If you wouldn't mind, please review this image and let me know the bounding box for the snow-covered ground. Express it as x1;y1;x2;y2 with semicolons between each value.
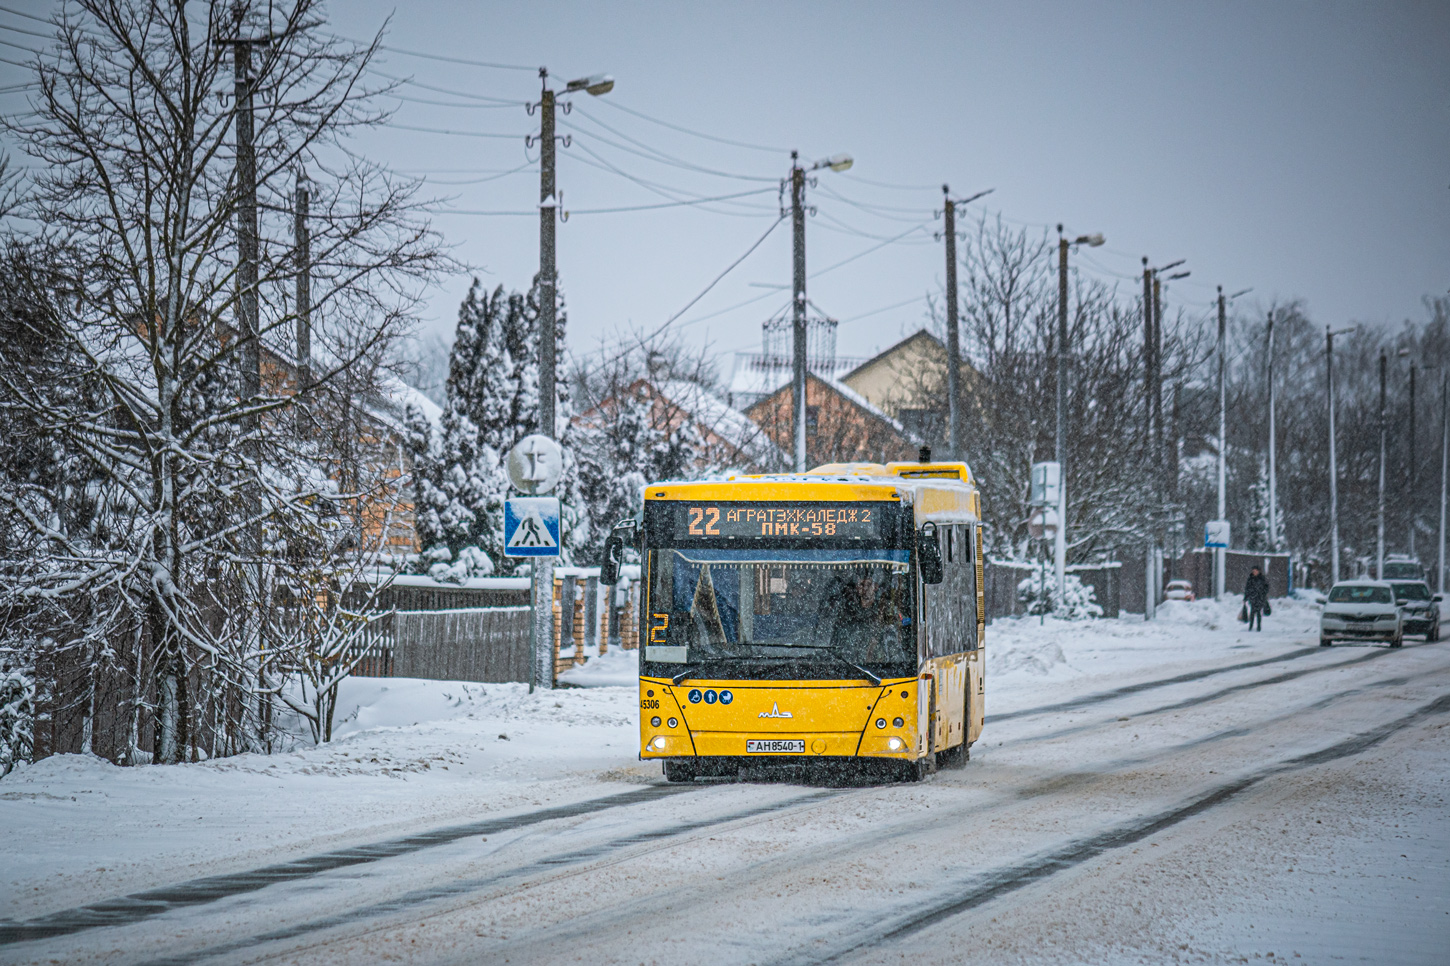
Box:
2;596;1447;965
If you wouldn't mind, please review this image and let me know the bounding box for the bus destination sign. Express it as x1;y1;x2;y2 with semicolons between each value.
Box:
673;502;884;540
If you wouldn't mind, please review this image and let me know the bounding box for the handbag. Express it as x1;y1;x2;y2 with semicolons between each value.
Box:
1238;602;1248;622
1263;600;1272;617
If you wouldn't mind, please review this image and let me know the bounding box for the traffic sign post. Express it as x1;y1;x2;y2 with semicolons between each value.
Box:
505;435;566;692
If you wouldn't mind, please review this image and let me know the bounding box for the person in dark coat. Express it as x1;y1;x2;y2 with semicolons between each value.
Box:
1243;566;1270;631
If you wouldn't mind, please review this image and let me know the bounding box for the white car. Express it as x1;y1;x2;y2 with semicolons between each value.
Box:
1319;579;1403;648
1164;579;1195;602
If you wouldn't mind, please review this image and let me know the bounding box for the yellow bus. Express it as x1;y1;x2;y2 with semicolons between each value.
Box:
601;459;986;782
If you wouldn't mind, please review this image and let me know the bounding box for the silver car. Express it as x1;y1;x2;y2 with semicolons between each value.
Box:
1319;580;1403;648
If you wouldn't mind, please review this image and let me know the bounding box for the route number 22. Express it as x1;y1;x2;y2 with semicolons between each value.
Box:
688;506;720;536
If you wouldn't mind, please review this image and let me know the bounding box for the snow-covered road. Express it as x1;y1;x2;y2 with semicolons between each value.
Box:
3;598;1447;965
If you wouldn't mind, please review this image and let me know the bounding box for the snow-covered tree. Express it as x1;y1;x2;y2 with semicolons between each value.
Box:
410;277;571;576
1016;568;1103;620
0;1;450;764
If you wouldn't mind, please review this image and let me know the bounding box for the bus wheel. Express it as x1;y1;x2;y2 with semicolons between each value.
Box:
898;759;929;783
937;741;968;769
663;761;696;783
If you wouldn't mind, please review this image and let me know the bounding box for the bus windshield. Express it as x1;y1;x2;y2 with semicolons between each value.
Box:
645;548;915;670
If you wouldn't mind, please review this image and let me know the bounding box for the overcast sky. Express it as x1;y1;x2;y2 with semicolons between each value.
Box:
5;2;1449;367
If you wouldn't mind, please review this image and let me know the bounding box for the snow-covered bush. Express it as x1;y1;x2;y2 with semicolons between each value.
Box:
0;667;34;777
1016;568;1104;620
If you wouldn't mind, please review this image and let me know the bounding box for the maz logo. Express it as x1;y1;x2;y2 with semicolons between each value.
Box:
758;703;793;719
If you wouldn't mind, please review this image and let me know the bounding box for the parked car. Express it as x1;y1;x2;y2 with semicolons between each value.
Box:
1163;579;1195;602
1382;555;1426;581
1389;580;1442;642
1318;580;1402;648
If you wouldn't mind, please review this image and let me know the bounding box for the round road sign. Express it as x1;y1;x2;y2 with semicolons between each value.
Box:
506;434;564;494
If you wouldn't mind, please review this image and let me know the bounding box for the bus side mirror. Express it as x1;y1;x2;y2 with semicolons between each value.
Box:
917;523;944;585
600;520;636;586
1435;594;1444;602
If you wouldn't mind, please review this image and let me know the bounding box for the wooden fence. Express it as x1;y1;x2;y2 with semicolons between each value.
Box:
355;606;532;684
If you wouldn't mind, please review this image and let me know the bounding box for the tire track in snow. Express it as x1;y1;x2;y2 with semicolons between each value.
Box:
396;666;1434;966
782;690;1450;966
990;644;1373;723
1001;645;1397;746
128;789;841;966
0;784;697;946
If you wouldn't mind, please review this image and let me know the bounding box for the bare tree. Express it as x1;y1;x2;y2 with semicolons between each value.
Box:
0;1;451;764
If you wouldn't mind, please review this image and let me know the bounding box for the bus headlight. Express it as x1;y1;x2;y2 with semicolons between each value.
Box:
650;716;661;727
876;718;886;729
650;736;668;751
667;717;678;728
886;736;906;752
893;717;904;728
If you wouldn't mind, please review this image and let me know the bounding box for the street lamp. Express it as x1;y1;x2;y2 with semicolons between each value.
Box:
1326;324;1358;584
1053;226;1106;604
1211;287;1251;600
525;67;613;692
1141;257;1188;617
787;150;852;472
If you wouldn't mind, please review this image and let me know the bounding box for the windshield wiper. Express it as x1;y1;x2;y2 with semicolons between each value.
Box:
822;655;882;685
672;667;699;685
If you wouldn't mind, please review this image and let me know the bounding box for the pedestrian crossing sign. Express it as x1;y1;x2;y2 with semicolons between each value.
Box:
504;497;561;557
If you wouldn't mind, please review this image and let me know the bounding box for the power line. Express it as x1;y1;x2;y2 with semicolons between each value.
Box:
559;120;777;183
439;186;776;217
383;122;522;139
0;5;50;25
387;92;521;110
810;223;929;279
595;97;786;154
0;19;53;41
590;216;787;369
837;294;929;324
838;172;941;191
567;138;777;218
333;35;535;72
370;69;524;105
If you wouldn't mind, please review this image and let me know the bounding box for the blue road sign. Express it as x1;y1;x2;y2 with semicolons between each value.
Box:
504;497;561;557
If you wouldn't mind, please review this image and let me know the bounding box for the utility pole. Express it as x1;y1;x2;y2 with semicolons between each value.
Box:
790;152;808;472
1267;311;1277;553
1215;287;1227;600
1440;372;1448;594
1056;226;1070;604
944;186;960;462
1142;257;1156;619
294;175;311;391
1326;325;1356;584
537;72;558;443
1408;359;1417;558
1377;349;1387;578
1152;275;1164;486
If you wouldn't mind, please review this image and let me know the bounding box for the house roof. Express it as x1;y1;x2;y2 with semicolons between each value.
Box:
840;328;945;385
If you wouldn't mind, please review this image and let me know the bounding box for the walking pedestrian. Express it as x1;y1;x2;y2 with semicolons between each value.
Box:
1243;566;1270;631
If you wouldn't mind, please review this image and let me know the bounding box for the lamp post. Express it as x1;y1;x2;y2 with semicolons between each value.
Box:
526;69;612;693
1326;325;1357;584
1377;349;1388;578
1440;370;1448;594
787;151;853;472
529;70;613;443
1213;287;1252;600
1141;258;1187;616
1053;225;1105;604
1267;310;1278;553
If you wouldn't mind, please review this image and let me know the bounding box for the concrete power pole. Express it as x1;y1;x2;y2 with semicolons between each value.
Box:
1440;372;1448;594
944;187;960;461
1142;258;1156;619
1267;311;1278;553
537;73;558;442
219;6;270;745
1409;362;1417;558
1215;287;1227;601
1328;327;1342;584
1056;226;1070;605
294;176;311;391
790;153;808;473
1377;350;1387;578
